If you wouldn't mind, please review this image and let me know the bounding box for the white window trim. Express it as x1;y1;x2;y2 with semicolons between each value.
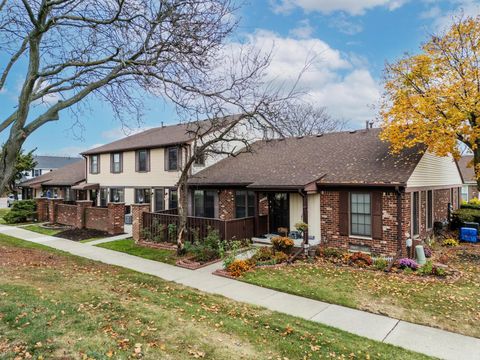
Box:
349;192;373;238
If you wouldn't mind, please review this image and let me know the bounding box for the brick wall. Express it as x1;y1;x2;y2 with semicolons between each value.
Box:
468;185;479;200
132;204;151;242
36;198;48;222
433;188;451;221
85;207;109;232
56;204;77;227
218;190;235;220
259;194;269;216
108;203;125;235
320;190;410;256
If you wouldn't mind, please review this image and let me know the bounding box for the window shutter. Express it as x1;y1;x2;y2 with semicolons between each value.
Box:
146;149;151;172
110;154;113;173
372;191;383;240
164;148;168;171
135;151;139;172
339;191;349;236
119;153;123;173
178;147;182;170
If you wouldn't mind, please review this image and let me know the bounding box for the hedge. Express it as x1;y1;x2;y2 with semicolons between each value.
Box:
451;208;480;230
3;199;37;224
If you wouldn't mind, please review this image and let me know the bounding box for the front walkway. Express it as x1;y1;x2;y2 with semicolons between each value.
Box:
1;224;478;360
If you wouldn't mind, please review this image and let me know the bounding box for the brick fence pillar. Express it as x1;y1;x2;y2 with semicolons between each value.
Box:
35;198;48;222
76;200;93;229
132;204;150;242
47;198;63;224
107;202;125;235
218;189;235;220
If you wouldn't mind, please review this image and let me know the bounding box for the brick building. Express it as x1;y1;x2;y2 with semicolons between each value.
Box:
457;155;479;202
187;128;463;256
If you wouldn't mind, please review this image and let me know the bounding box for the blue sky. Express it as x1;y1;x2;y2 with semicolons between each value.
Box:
1;0;479;156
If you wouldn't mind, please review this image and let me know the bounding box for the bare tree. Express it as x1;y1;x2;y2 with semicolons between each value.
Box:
0;0;243;192
275;102;345;137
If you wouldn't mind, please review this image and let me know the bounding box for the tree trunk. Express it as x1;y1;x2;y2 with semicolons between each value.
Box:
0;129;26;195
475;144;480;192
176;176;188;256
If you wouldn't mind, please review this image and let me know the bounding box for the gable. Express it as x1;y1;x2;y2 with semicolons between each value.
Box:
406;152;462;188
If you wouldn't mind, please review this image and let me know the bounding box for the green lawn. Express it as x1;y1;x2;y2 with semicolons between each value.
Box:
0;234;431;360
22;224;62;236
242;246;480;338
96;238;178;265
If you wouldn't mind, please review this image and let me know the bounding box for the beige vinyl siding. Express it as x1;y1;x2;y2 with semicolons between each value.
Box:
308;193;321;241
406;152;462;188
289;193;303;227
87;148;180;187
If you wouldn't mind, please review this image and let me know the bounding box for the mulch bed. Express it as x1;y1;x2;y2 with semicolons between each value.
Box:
55;228;117;241
137;240;177;251
176;256;222;270
212;268;238;279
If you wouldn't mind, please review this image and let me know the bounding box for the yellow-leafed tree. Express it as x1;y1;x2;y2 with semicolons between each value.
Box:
380;16;480;189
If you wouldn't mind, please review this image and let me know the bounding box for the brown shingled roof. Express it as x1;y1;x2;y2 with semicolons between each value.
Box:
81;116;237;155
457;155;475;183
20;160;85;187
189;128;424;188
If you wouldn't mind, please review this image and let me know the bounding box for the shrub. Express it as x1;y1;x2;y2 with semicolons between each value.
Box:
451;208;480;229
274;251;289;264
227;259;251;277
221;240;242;269
435;267;447;277
348;252;373;267
442;238;459;247
373;258;389;271
185;228;222;262
319;247;344;259
418;260;434;276
271;236;294;253
397;258;419;271
252;247;275;262
4;200;37;224
423;246;433;258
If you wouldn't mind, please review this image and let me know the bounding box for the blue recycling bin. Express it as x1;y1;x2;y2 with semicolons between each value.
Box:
460;227;478;243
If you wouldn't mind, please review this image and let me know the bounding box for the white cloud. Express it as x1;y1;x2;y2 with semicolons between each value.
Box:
50;143;104;157
270;0;409;16
230;30;381;126
289;19;315;38
329;14;364;35
424;0;480;31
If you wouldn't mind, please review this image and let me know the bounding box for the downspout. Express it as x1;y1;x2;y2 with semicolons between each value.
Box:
396;186;404;257
298;189;309;247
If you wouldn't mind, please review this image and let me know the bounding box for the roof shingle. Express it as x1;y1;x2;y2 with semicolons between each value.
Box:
20;160;85;187
189;129;424;188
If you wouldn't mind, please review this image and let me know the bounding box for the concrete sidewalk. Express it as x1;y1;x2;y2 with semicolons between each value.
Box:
1;224;479;360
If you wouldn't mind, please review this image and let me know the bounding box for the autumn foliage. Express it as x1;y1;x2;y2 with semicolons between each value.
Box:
381;16;480;185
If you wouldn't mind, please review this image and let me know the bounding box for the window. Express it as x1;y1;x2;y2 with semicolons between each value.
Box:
235;191;255;218
169;189;178;209
135;188;151;204
110;188;124;203
136;149;150;172
461;185;469;202
99;188;108;207
33;169;42;177
154;188;165;212
111;152;122;173
427;190;433;229
65;188;76;202
412;191;420;236
90;155;100;174
166;147;179;171
193;190;216;218
350;193;372;237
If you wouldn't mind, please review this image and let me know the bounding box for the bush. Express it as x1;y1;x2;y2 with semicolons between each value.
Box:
252;247;275;262
461;198;480;210
3;200;37;224
185;228;223;262
442;238;459;247
294;221;308;232
423;246;433;258
227;259;251;277
397;258;419;271
221;240;242;269
373;258;389;271
451;208;480;229
271;236;294;253
348;252;373;267
273;251;289;264
418;260;434;276
319;247;344;259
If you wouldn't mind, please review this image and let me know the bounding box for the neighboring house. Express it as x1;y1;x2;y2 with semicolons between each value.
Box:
23;155;82;180
19;160;86;201
81;117;246;212
187;128;463;256
457;155;479;202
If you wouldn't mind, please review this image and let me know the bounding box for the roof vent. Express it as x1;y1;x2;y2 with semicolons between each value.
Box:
349;130;357;134
316;133;323;137
296;136;304;139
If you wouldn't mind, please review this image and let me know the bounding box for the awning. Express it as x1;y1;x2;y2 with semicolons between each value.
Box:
71;182;99;190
